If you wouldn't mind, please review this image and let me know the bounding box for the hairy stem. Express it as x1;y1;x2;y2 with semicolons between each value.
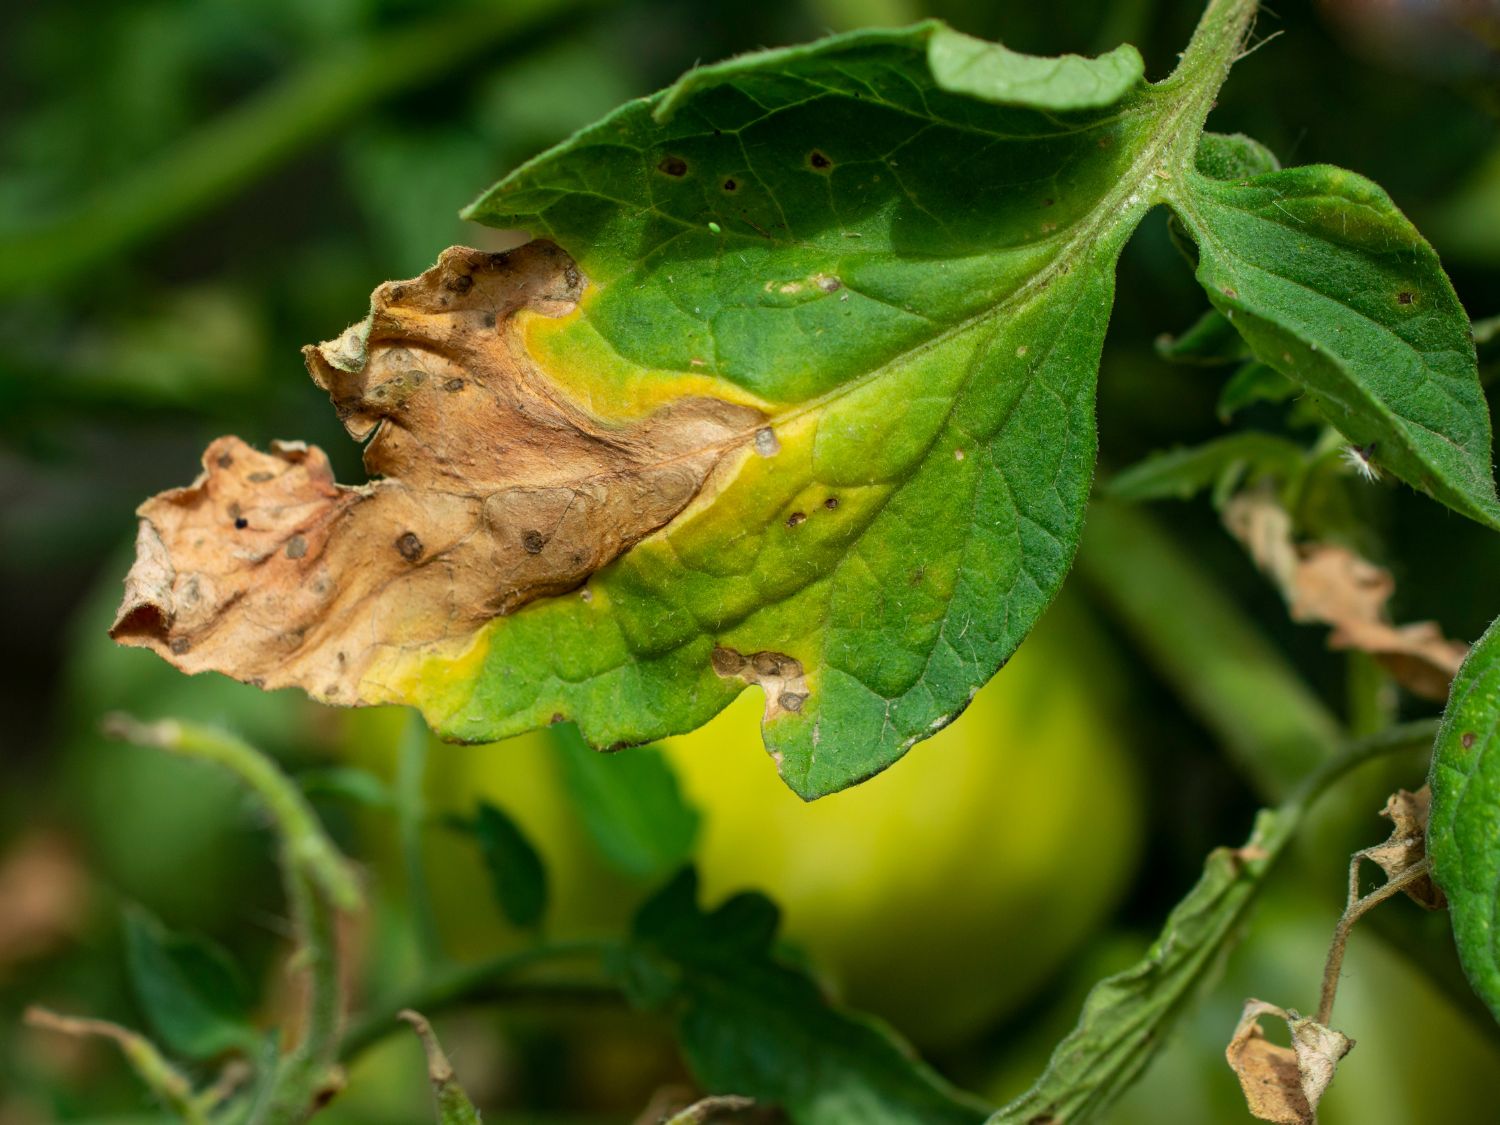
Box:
102;716;361;1123
396;711;444;967
1317;858;1433;1026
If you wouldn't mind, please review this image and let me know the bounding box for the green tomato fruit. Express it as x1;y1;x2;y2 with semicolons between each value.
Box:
658;596;1143;1048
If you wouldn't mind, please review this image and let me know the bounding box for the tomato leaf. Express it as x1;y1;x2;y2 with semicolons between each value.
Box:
1171;164;1500;530
554;725;701;880
122;905;257;1060
1428;614;1500;1023
611;869;989;1125
991;808;1296;1123
468;801;548;929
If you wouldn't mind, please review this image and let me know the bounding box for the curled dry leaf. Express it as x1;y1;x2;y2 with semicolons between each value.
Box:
1357;785;1444;910
1223;489;1467;699
110;243;764;706
1226;999;1353;1125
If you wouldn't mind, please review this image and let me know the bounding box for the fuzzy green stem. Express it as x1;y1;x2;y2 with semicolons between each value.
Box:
396;712;444;967
0;0;592;297
102;716;361;1123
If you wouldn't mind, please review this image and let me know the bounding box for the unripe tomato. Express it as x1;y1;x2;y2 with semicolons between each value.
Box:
352;593;1142;1051
658;595;1143;1047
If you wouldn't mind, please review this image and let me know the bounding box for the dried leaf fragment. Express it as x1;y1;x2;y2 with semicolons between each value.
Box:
110;243;764;707
1224;489;1468;699
1357;786;1444;910
1226;999;1353;1125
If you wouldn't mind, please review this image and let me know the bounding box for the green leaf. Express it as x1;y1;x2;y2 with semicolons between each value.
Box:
123;905;256;1060
471;801;548;928
1106;432;1305;503
1171;164;1500;530
613;869;990;1125
990;808;1296;1123
922;26;1144;110
296;765;395;810
554;725;701;880
1155;308;1250;366
1216;361;1297;421
1428;614;1500;1023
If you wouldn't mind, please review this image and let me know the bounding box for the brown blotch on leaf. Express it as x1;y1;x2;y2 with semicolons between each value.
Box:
657;155;688;177
1462;731;1477;749
396;532;423;562
110;243;766;705
785;511;806;529
823;496;839;510
722;178;738;192
1225;488;1468;700
808;150;833;172
713;646;809;721
522;529;546;555
1397;291;1414;305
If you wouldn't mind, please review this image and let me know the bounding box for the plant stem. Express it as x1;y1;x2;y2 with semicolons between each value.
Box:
339;939;619;1063
102;716;361;1123
396;711;444;967
1077;500;1343;798
0;0;592;297
1316;858;1432;1026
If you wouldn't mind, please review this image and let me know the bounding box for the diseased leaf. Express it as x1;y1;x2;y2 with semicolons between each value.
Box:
470;801;548;928
1224;489;1468;700
554;725;700;880
1428;615;1500;1023
1172;164;1500;529
991;808;1295;1124
613;869;989;1125
123;905;256;1060
1106;432;1305;503
1226;1000;1353;1125
109;6;1495;799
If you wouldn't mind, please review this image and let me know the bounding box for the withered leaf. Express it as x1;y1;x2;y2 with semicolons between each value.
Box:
112;244;761;705
1224;489;1468;700
1226;999;1353;1125
1357;786;1444;910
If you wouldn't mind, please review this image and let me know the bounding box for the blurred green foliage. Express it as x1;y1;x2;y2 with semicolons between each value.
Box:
1;0;1498;1121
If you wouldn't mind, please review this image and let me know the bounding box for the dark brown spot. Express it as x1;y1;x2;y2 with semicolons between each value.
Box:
446;273;474;294
786;511;806;528
711;646;747;675
481;311;497;328
824;496;839;510
551;712;565;724
808;149;832;171
779;691;807;713
522;529;546;554
723;178;738;192
1462;731;1477;749
396;532;423;561
1222;286;1238;298
753;651;790;676
216;452;233;469
390;284;407;301
1397;290;1414;305
285;535;308;559
169;636;192;655
657;155;688;177
234;517;249;530
247;471;274;483
911;567;925;585
324;685;340;697
1043;197;1055;207
444;378;465;392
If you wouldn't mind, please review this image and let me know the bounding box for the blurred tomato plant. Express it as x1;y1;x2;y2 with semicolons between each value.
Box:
3;0;1500;1123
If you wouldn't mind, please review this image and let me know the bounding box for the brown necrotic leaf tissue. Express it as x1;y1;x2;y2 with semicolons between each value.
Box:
111;243;763;704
